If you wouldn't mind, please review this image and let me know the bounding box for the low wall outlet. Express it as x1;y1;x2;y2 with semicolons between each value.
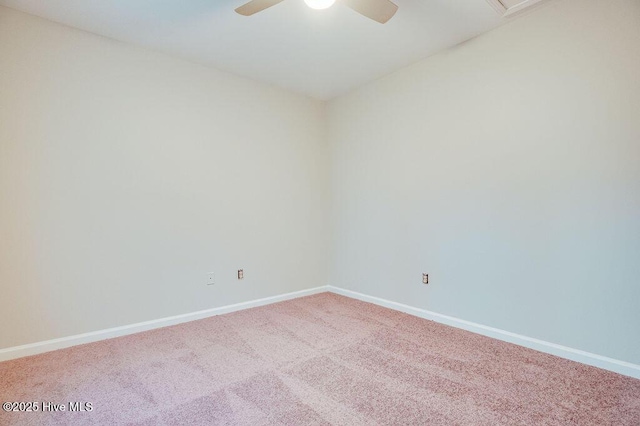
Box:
422;273;429;285
238;269;244;280
207;272;215;286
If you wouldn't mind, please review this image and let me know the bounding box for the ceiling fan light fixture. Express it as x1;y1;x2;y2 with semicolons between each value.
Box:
304;0;336;10
235;0;398;23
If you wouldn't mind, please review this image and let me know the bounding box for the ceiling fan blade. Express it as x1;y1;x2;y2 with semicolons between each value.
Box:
342;0;398;23
235;0;286;16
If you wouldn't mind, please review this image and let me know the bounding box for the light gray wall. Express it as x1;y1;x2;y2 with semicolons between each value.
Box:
327;0;640;364
0;6;330;349
2;0;639;366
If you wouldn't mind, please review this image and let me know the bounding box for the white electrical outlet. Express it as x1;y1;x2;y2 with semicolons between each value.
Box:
207;272;215;285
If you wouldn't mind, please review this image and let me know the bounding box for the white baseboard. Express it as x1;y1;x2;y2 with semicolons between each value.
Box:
0;286;329;362
327;286;640;380
3;284;639;380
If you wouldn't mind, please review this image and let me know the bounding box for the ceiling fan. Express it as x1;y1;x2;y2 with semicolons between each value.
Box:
235;0;399;24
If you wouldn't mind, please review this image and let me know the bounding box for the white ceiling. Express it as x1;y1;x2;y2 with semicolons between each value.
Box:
0;0;506;99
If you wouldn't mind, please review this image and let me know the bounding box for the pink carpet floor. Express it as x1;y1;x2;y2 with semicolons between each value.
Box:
1;292;639;425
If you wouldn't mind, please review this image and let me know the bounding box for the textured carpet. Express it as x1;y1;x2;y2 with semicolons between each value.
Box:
1;293;639;425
